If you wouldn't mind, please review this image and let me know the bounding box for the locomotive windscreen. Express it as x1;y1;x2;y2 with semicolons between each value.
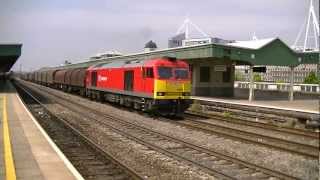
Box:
175;69;189;79
158;67;172;79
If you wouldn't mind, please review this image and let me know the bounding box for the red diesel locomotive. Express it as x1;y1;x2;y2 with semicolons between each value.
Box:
23;57;193;116
85;57;192;115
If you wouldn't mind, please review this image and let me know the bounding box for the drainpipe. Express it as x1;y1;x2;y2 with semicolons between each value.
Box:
289;66;294;101
249;65;254;101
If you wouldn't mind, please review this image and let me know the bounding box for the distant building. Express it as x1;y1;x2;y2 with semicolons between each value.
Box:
232;38;319;83
168;35;232;48
182;37;233;47
235;64;318;83
144;40;158;52
90;50;122;60
169;17;234;48
168;33;185;48
63;60;72;65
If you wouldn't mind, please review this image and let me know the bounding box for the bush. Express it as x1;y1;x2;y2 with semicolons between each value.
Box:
222;111;231;118
253;73;262;82
304;72;319;84
189;100;202;112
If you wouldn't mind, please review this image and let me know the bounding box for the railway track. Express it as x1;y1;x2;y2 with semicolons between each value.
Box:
172;113;319;158
195;100;319;129
15;83;144;180
186;111;318;139
198;104;293;122
17;80;300;180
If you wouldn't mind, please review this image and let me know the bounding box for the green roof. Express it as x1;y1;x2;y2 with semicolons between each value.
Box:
58;38;319;69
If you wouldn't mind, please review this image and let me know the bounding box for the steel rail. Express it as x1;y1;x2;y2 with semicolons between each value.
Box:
15;83;145;180
186;111;319;139
19;80;300;180
176;114;318;158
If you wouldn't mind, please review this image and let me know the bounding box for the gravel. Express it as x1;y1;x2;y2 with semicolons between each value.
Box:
22;81;319;180
187;116;319;147
25;83;216;179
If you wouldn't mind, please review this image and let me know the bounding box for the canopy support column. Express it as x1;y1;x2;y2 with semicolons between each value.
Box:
249;65;254;101
289;66;294;101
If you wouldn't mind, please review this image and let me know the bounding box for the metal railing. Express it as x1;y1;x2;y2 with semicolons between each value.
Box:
234;81;320;93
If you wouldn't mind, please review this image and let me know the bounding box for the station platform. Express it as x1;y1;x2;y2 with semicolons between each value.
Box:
0;81;82;180
192;96;319;114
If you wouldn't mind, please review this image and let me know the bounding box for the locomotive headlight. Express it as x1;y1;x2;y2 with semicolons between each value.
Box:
182;92;190;96
157;92;165;96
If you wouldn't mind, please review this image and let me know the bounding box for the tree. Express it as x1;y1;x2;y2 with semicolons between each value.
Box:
253;73;262;82
275;79;285;83
304;72;319;84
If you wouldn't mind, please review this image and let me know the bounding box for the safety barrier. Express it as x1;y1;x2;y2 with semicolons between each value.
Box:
234;81;320;93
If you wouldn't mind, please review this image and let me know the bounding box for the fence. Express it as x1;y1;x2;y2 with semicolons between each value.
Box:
234;81;320;93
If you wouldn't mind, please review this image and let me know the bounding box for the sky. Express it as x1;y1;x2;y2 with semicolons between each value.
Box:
0;0;318;71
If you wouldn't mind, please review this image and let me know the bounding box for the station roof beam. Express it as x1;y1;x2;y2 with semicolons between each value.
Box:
0;44;23;73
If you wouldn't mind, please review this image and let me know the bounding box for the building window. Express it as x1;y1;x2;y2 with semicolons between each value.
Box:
223;49;231;55
200;66;210;82
223;67;231;82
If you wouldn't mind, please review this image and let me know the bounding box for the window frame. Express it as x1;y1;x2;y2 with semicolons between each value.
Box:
174;68;189;80
200;66;210;82
143;67;154;78
157;66;173;79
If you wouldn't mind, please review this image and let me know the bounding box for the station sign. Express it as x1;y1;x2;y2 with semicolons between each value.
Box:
214;65;227;72
253;66;266;73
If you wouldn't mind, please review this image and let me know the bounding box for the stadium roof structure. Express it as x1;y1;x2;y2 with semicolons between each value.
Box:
59;38;318;69
227;38;276;49
0;44;22;73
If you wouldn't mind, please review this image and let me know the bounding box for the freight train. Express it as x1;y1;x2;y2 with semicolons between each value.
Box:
21;57;192;116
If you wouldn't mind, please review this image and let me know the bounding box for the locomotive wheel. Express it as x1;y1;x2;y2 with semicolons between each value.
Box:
96;92;104;102
80;89;85;97
119;97;124;105
134;102;140;110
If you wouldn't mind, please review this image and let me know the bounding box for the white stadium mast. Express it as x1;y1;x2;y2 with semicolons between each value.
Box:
292;0;319;52
176;17;209;39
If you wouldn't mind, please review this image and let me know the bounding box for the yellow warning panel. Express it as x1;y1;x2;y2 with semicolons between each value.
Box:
2;96;17;180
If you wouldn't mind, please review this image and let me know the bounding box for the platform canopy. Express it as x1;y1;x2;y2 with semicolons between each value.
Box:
60;38;318;69
0;44;22;73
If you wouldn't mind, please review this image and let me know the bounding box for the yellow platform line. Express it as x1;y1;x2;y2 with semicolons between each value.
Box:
2;96;16;180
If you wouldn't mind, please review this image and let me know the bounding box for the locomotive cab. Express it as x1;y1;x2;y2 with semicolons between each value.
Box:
152;58;192;116
154;66;191;99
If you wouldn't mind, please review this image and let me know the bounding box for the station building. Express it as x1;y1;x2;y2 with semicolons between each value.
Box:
61;37;319;101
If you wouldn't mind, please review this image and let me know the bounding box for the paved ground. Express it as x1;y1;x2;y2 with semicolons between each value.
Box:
0;81;80;180
193;96;319;113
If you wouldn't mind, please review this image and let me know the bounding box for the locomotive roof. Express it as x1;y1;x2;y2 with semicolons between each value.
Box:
91;59;145;69
90;58;186;69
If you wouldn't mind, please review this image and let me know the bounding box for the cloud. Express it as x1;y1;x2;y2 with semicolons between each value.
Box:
0;0;316;71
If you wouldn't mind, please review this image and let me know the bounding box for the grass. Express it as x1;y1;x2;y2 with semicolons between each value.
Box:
189;100;202;112
222;111;231;118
